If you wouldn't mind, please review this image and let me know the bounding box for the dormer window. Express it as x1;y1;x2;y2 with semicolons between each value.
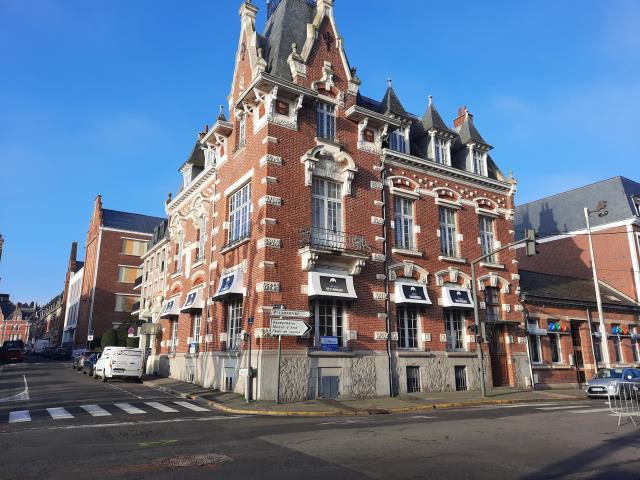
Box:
363;128;375;143
317;102;336;141
434;137;449;165
275;100;290;116
183;167;192;188
472;149;486;176
389;128;407;153
633;196;640;216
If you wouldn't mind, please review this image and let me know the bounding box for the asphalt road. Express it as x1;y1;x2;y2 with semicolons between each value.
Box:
1;358;639;479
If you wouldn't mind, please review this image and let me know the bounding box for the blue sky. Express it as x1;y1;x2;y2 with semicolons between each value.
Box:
1;0;639;303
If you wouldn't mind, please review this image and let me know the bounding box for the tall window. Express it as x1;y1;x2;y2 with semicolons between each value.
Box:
170;320;178;354
118;266;141;284
238;115;246;148
484;287;501;323
479;216;496;263
195;217;206;262
313;299;344;347
389;129;406;153
317;102;336;140
115;294;136;312
121;239;147;256
439;207;457;257
592;323;603;364
550;333;562;363
434;137;448;164
394;197;414;250
527;319;542;363
228;183;251;245
175;232;184;273
312;178;343;248
227;299;243;350
444;310;465;351
192;312;201;345
472;150;486;176
397;306;418;349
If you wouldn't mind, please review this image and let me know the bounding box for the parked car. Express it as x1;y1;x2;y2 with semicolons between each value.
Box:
585;368;640;398
0;341;25;364
82;353;99;376
52;347;72;360
42;346;56;358
73;351;98;370
94;347;144;382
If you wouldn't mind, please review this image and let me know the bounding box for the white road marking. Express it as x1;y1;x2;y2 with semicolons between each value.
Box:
568;408;612;414
0;375;29;403
406;415;436;419
537;405;590;411
114;403;146;414
9;410;31;423
145;402;178;413
81;405;111;417
47;407;73;420
319;419;368;425
174;401;209;412
494;403;559;408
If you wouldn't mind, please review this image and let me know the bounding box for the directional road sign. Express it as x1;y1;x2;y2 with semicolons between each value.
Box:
270;318;312;337
270;309;312;319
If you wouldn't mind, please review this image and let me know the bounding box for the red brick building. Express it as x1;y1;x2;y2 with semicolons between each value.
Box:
0;298;34;344
149;0;527;401
74;195;164;349
520;271;640;389
516;177;640;379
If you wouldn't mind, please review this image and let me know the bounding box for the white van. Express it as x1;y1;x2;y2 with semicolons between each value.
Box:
94;347;144;382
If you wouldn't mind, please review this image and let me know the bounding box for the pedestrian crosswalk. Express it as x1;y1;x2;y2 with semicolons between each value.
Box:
491;402;612;415
5;400;212;424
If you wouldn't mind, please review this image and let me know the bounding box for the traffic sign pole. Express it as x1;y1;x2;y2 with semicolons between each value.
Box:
275;334;282;404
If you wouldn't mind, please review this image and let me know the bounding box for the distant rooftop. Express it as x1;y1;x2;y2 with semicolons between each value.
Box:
102;209;166;234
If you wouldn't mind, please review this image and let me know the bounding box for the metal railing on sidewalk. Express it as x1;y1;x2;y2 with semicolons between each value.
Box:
607;381;640;426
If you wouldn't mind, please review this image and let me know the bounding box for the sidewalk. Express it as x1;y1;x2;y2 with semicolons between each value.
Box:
142;375;587;417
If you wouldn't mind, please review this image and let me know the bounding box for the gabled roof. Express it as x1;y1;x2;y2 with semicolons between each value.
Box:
102;209;165;234
422;99;450;133
381;86;409;118
520;270;640;311
263;0;316;81
180;141;206;171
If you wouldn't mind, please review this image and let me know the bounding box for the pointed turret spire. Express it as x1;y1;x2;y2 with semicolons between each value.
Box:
381;81;408;117
422;95;450;133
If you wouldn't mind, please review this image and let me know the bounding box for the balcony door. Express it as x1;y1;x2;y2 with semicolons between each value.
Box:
312;178;343;249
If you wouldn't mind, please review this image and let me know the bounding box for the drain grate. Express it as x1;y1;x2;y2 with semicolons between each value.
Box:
161;453;234;469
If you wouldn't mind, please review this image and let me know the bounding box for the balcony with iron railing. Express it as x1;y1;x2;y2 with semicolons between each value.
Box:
267;0;316;19
300;227;371;255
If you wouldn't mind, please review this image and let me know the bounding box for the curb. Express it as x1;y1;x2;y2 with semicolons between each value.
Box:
142;380;586;417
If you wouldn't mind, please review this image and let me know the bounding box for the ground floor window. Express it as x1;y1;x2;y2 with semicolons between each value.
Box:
445;309;465;351
227;299;243;350
192;312;201;344
549;334;562;363
170;320;178;353
313;299;344;347
397;306;418;349
613;336;623;363
406;366;421;393
527;320;542;363
455;365;467;391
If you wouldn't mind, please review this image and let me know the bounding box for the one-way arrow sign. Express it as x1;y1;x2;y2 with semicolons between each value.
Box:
270;318;312;337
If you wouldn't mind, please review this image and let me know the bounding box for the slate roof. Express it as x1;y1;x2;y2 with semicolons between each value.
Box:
520;270;640;311
422;99;451;133
515;177;640;239
455;114;488;146
381;86;409;118
102;209;165;234
148;219;169;249
74;261;84;273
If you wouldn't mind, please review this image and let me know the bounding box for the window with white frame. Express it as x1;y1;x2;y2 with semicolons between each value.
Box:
238;115;246;148
114;294;136;313
175;231;184;273
192;312;201;345
439;207;458;257
444;309;465;351
317;102;336;141
118;266;141;284
434;137;448;164
633;197;640;216
394;196;414;250
479;216;496;263
121;238;147;256
227;299;243;350
397;306;418;349
389;129;407;153
313;299;344;347
228;183;251;245
592;323;603;364
527;319;542;363
312;178;343;248
472;149;486;176
195;217;206;262
549;333;562;363
484;287;501;323
170;320;178;353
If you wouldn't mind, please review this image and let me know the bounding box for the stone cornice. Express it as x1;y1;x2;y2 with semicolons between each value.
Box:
166;166;216;212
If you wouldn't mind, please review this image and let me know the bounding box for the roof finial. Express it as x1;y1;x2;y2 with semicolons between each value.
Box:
387;78;393;88
428;94;433;106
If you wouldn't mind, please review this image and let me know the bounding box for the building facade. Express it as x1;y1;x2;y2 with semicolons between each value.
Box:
61;266;84;347
149;0;526;401
74;195;164;349
1;301;35;344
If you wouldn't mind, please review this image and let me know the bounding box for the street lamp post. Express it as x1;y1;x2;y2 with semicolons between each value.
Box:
584;203;611;367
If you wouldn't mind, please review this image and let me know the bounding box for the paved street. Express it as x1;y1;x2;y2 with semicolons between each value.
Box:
1;359;639;479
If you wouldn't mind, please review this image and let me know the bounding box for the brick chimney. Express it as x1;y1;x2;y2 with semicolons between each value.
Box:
453;106;473;128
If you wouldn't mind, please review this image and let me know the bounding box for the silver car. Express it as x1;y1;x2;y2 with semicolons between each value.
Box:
585;368;640;398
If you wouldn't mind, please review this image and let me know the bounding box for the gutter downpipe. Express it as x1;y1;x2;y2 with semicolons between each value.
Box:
381;156;394;397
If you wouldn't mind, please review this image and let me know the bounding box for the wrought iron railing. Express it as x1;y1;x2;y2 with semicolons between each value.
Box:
267;0;316;19
300;227;371;254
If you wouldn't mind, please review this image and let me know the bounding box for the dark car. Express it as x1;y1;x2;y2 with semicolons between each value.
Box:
82;353;99;376
74;351;99;370
0;341;25;364
42;347;56;359
52;347;72;360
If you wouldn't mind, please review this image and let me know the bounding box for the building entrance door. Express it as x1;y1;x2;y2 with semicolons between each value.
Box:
488;324;509;387
570;321;586;385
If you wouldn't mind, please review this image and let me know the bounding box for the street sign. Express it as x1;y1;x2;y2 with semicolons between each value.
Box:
270;308;312;319
127;327;135;335
270;318;312;337
87;335;94;341
321;336;339;352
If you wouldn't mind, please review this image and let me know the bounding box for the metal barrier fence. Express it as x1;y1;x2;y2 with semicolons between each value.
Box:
607;381;640;426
